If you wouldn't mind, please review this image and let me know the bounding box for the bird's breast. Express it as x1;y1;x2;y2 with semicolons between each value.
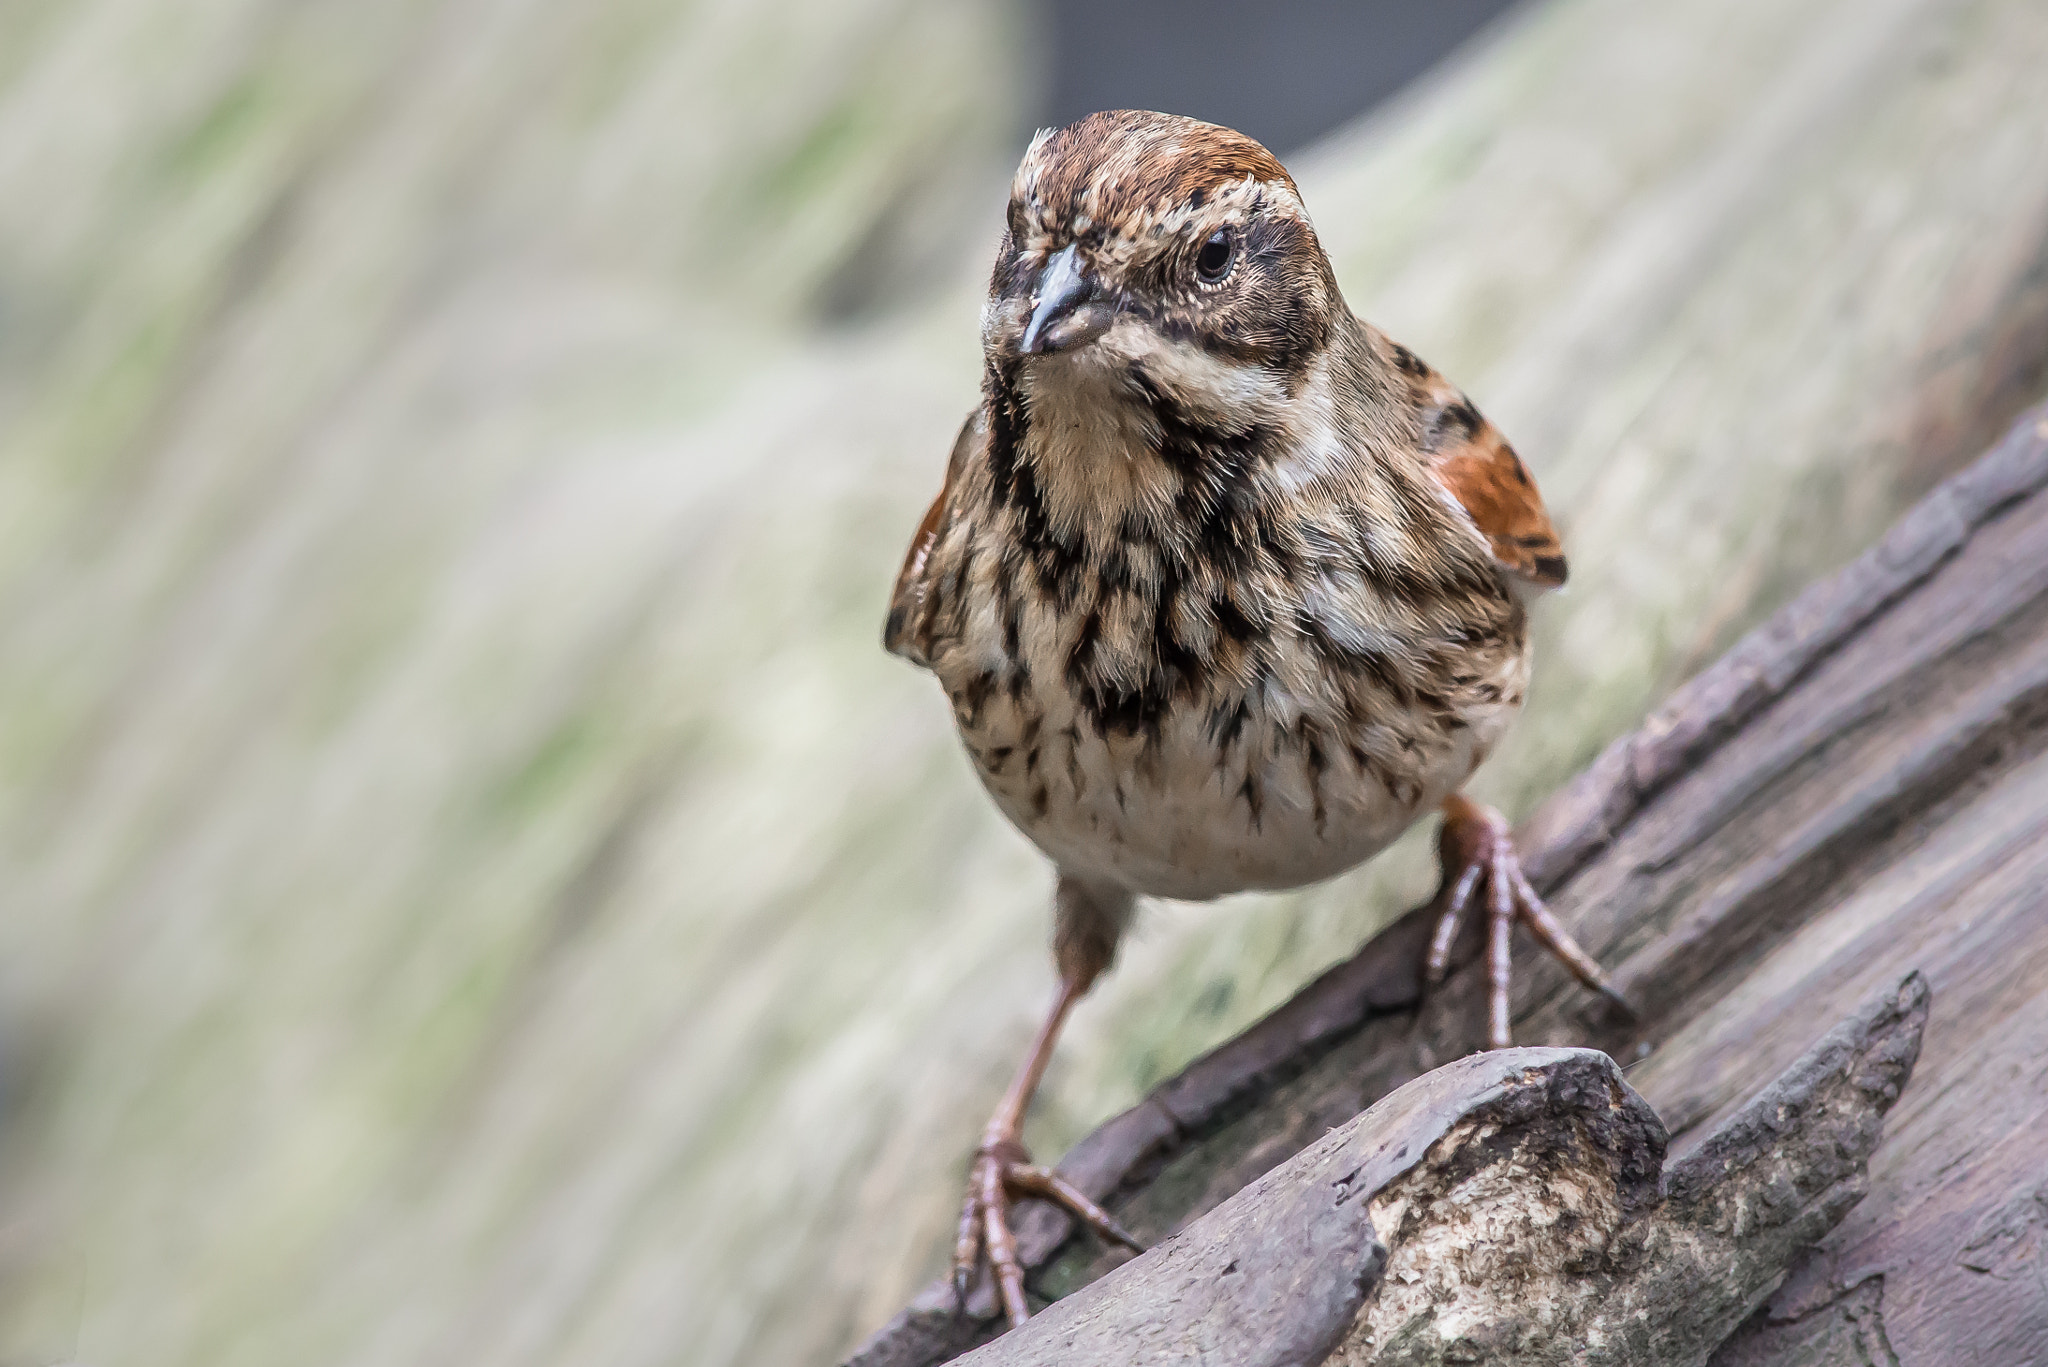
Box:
930;578;1524;901
913;368;1532;899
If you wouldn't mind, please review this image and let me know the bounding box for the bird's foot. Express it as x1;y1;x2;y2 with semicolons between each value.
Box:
952;1133;1143;1328
1428;794;1632;1049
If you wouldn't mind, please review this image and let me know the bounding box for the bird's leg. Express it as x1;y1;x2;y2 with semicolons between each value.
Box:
953;876;1143;1328
1430;792;1631;1049
951;975;1141;1324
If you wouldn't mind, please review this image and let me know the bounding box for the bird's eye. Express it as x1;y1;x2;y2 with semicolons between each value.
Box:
1194;228;1235;284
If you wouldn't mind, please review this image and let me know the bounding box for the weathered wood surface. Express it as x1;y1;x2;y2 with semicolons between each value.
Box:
956;974;1925;1367
848;406;2048;1364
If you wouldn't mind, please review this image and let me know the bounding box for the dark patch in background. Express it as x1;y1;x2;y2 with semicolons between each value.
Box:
1041;0;1524;154
819;1;1522;321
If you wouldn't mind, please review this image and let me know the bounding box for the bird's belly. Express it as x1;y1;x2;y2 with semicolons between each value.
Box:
958;693;1496;901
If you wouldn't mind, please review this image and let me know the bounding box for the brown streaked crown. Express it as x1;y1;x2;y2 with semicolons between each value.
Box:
1012;110;1297;235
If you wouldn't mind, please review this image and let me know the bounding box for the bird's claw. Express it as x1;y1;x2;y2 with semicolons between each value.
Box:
1428;797;1630;1049
951;1136;1143;1328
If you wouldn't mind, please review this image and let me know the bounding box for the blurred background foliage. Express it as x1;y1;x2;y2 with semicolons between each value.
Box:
0;1;2043;1365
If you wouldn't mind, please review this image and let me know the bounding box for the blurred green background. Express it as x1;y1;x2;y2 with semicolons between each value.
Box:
0;1;2043;1365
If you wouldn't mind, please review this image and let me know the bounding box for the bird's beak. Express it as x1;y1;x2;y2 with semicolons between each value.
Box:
1020;244;1113;355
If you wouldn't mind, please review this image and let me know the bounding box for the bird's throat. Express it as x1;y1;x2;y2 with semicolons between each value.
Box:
1002;341;1292;561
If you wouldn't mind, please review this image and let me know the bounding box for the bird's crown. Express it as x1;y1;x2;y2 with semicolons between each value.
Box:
1009;110;1297;247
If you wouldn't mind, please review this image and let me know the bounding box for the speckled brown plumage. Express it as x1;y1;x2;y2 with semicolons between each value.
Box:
883;110;1619;1329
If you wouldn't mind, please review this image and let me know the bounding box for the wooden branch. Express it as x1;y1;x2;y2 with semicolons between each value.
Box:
847;404;2048;1366
942;974;1923;1367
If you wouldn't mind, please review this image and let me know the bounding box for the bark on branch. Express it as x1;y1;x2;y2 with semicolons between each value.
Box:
952;974;1925;1367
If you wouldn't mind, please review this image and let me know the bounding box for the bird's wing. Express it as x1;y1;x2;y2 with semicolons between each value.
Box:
883;408;979;665
1409;364;1567;589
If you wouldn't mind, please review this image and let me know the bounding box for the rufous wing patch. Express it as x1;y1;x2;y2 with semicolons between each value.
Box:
1402;352;1567;589
1429;427;1567;588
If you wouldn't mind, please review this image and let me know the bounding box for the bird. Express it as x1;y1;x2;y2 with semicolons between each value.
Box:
883;109;1624;1329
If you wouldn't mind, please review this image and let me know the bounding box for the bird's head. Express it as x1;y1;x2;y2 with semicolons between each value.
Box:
983;111;1341;396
